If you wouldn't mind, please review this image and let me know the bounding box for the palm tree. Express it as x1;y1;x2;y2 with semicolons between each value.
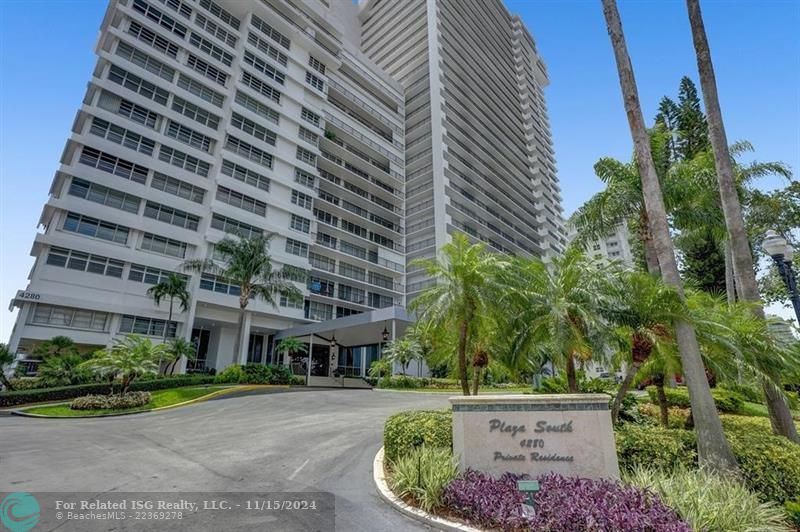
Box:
410;233;509;395
0;343;16;391
165;337;196;375
685;0;799;443
604;271;684;423
38;354;90;387
382;337;423;375
184;234;302;366
32;335;78;359
146;273;190;372
275;337;307;366
82;335;165;394
601;0;738;472
501;248;616;393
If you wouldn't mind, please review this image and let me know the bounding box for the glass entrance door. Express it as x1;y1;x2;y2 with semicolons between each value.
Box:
311;344;330;376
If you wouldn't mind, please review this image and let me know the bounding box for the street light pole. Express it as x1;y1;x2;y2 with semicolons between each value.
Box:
762;230;800;324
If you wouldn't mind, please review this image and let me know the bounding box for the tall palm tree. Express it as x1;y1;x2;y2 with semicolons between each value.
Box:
501;248;616;393
0;343;16;391
275;337;307;366
82;335;165;394
147;273;190;373
32;335;78;359
685;0;799;443
184;234;302;366
601;0;738;472
604;271;684;423
410;233;508;395
165;337;196;375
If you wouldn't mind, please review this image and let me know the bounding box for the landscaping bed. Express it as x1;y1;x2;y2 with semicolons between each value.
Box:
19;385;231;417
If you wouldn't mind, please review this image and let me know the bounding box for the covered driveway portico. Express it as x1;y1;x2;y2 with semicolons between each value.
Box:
274;306;421;385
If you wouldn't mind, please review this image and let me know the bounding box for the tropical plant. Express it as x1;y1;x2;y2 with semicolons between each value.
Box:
625;466;793;532
500;248;617;393
184;234;302;367
410;233;509;395
382;337;423;375
32;336;78;359
275;337;307;365
164;337;196;376
37;354;92;387
389;445;459;512
601;0;738;472
0;343;16;391
146;273;190;372
685;0;799;444
368;358;392;379
82;335;165;393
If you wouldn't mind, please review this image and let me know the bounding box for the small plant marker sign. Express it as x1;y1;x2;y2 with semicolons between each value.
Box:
518;479;540;516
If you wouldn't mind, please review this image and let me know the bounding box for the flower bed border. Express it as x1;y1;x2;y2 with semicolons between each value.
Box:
372;446;482;532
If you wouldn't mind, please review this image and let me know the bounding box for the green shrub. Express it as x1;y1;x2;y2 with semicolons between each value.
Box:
721;416;800;504
214;364;292;385
384;409;453;462
615;424;696;471
784;499;800;529
719;382;764;404
645;386;745;413
389;445;458;512
38;354;95;387
290;375;306;385
625;466;793;532
71;391;151;411
378;375;424;389
6;378;48;390
0;375;216;407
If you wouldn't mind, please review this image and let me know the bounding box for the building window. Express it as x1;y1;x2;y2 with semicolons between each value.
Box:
31;304;109;331
309;251;335;272
368;292;393;309
150;172;205;203
115;40;175;81
189;31;234;66
294;168;316;188
89;117;155;155
291;190;312;209
199;0;239;29
296;146;317;166
177;73;225;107
230;112;276;145
127;20;180;59
298;126;319;146
221;159;270;191
103;94;160;130
144;201;200;230
158;145;211;177
342;220;367;239
140;232;188;258
79;146;149;184
171;96;220;130
186;53;228;86
194;13;237;47
308;276;334;297
224;135;273;169
129;263;187;285
234;90;279;125
154;0;192;19
243;50;285;85
46;247;124;278
166;120;215;153
240;71;281;104
300;107;320;127
316;232;337;249
305;71;325;92
285;238;308;257
280;295;303;309
308;56;325;75
246;31;288;66
339;262;366;282
119;314;177;337
131;0;187;38
63;212;129;244
338;284;365;304
369;271;394;289
290;214;311;233
199;273;241;296
306;301;332;321
210;213;262;239
251;14;289;49
68;177;141;214
281;264;308;283
216;185;267;216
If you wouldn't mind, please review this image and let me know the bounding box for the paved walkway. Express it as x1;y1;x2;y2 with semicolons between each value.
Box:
0;388;451;531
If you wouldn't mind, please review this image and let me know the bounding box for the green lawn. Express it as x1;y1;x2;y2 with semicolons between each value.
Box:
22;385;231;417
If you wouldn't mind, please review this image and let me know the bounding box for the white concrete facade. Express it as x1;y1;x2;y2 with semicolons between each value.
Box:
567;222;637;268
8;0;565;377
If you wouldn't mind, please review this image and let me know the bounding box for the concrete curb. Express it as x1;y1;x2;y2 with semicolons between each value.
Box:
11;385;287;418
372;447;482;532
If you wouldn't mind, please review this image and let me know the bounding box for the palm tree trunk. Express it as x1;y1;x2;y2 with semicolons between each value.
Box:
611;360;641;424
233;305;246;367
640;213;660;275
566;354;578;393
159;297;173;375
723;240;736;305
602;0;738;473
0;374;14;391
472;367;481;396
457;318;470;396
686;0;799;444
654;374;670;427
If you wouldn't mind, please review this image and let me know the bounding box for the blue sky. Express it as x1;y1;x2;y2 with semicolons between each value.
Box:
1;0;799;341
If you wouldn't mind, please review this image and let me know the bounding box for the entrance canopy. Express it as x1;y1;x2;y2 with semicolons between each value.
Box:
275;305;413;346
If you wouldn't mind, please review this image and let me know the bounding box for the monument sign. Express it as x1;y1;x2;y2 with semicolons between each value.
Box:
450;394;620;479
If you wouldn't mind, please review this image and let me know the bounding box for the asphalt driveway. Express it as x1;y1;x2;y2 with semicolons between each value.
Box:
0;388;451;531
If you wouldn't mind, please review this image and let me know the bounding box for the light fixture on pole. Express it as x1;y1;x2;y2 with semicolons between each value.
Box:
382;323;390;342
762;230;800;324
330;333;337;348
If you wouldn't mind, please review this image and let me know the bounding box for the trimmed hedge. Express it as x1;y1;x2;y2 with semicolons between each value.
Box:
0;375;216;407
384;409;453;462
71;391;151;410
377;376;460;389
617;415;800;504
645;386;745;413
214;364;293;385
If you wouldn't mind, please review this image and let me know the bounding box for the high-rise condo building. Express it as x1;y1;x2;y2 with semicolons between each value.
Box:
359;0;566;296
7;0;564;381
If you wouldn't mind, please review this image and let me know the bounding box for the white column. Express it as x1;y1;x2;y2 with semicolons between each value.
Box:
306;334;313;384
238;312;252;365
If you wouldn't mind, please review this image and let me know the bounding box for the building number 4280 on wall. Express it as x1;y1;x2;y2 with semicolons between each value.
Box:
16;290;41;301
